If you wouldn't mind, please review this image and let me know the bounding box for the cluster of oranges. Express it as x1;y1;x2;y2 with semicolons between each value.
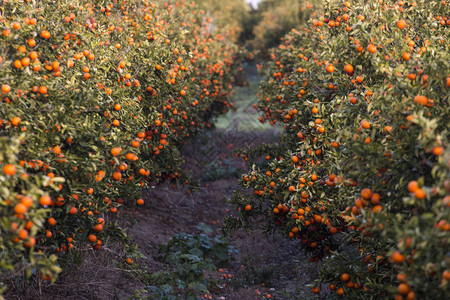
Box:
234;0;448;298
0;0;240;290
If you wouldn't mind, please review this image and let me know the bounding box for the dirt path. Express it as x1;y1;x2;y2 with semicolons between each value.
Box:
122;63;320;300
11;63;320;300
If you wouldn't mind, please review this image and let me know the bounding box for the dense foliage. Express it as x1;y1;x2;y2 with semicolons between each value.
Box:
0;0;240;293
229;0;449;298
244;0;320;53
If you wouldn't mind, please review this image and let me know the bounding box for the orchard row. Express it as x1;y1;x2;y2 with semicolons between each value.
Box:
231;0;449;299
0;0;240;291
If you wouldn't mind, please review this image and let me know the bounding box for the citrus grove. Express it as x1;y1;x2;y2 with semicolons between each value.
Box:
1;0;449;298
230;0;449;299
0;0;242;293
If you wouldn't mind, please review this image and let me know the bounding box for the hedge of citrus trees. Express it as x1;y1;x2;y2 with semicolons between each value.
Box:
230;0;449;298
249;0;319;53
0;0;240;293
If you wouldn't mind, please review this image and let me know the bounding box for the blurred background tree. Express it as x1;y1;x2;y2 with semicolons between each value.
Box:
193;0;251;42
243;0;321;56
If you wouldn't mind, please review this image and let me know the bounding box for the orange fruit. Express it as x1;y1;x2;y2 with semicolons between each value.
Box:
38;86;48;94
14;203;27;214
112;172;122;181
325;64;335;73
111;147;122;156
11;117;21;126
392;251;405;263
2;84;11;93
398;283;410;295
397;20;406;29
407;181;418;193
402;52;410;61
88;234;97;243
94;224;103;232
18;229;28;239
48;217;56;226
3;164;16;175
14;60;23;69
344;64;353;75
360;120;370;129
40;195;52;206
341;273;350;282
28;39;36;47
361;188;372;200
414;189;426;200
41;30;51;39
367;44;377;53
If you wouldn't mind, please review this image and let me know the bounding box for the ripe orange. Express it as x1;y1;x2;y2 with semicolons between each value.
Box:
432;146;443;156
11;117;21;126
398;283;410;295
367;44;377;53
413;95;428;106
14;203;27;214
94;224;103;232
344;64;353;75
18;229;28;239
325;64;335;73
28;39;36;47
111;147;122;156
68;206;77;215
112;172;122;181
407;181;418;193
3;164;16;175
126;258;134;264
341;273;350;282
88;234;97;243
360;120;370;129
402;52;410;61
40;195;52;206
361;188;372;200
397;20;406;29
41;30;51;39
21;197;33;208
2;84;11;93
14;60;23;69
136;198;144;205
414;188;426;200
392;251;405;263
38;86;47;94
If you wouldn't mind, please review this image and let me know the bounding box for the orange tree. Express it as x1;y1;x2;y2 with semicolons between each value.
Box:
250;0;319;53
0;0;241;292
228;0;449;298
0;134;62;293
